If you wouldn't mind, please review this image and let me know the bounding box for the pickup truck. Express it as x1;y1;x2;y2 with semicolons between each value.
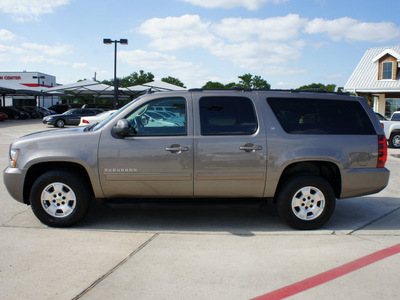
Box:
4;89;390;229
380;111;400;148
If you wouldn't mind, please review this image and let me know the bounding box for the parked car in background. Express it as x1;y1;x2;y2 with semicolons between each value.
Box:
48;104;71;114
0;111;8;121
0;106;29;120
24;106;55;118
14;107;40;119
381;111;400;148
43;108;104;127
79;110;117;126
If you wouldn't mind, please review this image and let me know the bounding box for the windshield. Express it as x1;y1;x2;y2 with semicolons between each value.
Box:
92;96;145;131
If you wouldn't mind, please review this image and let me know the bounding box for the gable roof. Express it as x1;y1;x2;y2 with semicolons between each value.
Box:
344;45;400;93
372;48;400;62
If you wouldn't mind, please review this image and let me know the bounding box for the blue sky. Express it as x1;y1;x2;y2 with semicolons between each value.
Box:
1;0;400;89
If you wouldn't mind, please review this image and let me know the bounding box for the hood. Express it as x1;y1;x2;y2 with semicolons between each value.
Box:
11;127;87;147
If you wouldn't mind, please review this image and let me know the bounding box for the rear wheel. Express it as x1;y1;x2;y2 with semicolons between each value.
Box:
30;170;90;227
277;175;335;230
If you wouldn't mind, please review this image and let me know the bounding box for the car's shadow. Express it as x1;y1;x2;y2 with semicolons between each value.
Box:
75;196;400;234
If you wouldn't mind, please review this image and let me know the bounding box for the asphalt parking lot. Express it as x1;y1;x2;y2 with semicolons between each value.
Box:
1;119;399;300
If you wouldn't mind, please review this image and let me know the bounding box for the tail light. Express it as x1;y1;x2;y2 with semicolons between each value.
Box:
377;134;387;168
82;119;89;124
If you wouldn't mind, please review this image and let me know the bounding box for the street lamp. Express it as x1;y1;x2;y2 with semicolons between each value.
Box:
32;75;45;86
103;38;128;109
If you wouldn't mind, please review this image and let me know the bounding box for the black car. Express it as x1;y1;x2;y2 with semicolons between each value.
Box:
24;106;56;118
43;108;104;127
0;106;29;120
15;107;40;119
48;104;71;114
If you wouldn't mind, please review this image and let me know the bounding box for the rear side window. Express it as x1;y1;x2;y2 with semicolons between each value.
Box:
200;97;258;135
267;97;375;135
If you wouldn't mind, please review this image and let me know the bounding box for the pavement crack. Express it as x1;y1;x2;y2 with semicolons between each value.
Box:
347;206;400;235
72;232;159;300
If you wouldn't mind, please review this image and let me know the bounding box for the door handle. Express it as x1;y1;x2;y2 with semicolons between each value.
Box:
239;144;262;152
165;144;189;154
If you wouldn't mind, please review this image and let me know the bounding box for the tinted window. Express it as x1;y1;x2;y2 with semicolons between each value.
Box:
267;97;375;135
382;62;393;80
200;97;258;135
125;97;186;136
391;113;400;121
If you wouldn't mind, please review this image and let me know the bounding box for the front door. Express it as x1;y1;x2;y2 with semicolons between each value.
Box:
98;96;193;198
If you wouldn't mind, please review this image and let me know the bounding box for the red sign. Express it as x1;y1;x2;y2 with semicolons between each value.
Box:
0;76;22;80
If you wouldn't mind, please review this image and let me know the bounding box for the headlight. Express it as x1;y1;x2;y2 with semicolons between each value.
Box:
9;148;20;168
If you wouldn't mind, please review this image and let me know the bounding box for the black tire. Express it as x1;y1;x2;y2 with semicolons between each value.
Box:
13;114;20;120
389;132;400;148
30;170;90;227
55;119;65;128
277;175;335;230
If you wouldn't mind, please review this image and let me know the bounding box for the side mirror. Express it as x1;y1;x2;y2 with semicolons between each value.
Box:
113;119;129;137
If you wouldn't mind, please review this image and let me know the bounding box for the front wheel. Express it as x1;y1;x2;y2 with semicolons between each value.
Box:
55;119;65;128
30;170;91;227
389;132;400;148
277;175;335;230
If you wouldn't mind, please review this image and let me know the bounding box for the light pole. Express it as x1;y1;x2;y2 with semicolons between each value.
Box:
32;75;45;87
33;75;45;107
103;38;128;109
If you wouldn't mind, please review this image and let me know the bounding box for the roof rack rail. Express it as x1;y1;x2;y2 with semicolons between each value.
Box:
187;88;350;96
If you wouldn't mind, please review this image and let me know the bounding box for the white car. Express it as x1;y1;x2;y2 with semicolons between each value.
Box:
79;110;117;126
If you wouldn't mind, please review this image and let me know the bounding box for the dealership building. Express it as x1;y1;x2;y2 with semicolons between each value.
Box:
0;71;58;107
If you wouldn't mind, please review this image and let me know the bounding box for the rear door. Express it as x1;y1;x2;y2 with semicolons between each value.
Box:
193;93;267;198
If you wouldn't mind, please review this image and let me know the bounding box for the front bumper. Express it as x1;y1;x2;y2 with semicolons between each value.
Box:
3;167;26;203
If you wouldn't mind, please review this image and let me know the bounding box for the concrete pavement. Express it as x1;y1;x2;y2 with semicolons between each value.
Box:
1;119;399;300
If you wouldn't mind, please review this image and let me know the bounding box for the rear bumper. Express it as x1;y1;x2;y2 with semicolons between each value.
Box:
340;167;390;199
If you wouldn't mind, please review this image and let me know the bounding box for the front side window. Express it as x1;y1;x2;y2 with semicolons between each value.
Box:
267;97;375;135
124;97;187;136
382;62;393;80
200;97;258;135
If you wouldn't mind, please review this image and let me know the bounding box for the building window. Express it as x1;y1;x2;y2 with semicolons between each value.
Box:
382;61;393;80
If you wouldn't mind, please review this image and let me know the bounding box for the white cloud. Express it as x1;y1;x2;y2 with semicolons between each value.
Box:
138;14;307;74
181;0;287;10
0;29;17;41
305;17;400;42
0;0;69;22
0;42;72;65
214;14;307;42
119;49;213;87
138;15;219;51
73;62;87;69
21;42;73;56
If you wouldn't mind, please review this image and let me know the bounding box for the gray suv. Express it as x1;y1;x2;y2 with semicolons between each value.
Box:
3;89;390;229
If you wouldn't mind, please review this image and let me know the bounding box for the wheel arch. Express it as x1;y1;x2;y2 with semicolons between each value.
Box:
275;161;341;201
23;162;94;205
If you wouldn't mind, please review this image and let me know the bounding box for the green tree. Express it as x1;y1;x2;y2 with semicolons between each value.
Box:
102;70;155;87
238;73;271;89
202;81;227;89
297;83;336;92
161;76;186;88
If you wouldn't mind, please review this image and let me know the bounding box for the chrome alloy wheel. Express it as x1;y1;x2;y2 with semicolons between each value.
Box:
40;182;77;218
291;186;325;221
392;134;400;148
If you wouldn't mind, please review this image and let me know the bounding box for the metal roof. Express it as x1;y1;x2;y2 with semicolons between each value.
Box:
344;45;400;93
